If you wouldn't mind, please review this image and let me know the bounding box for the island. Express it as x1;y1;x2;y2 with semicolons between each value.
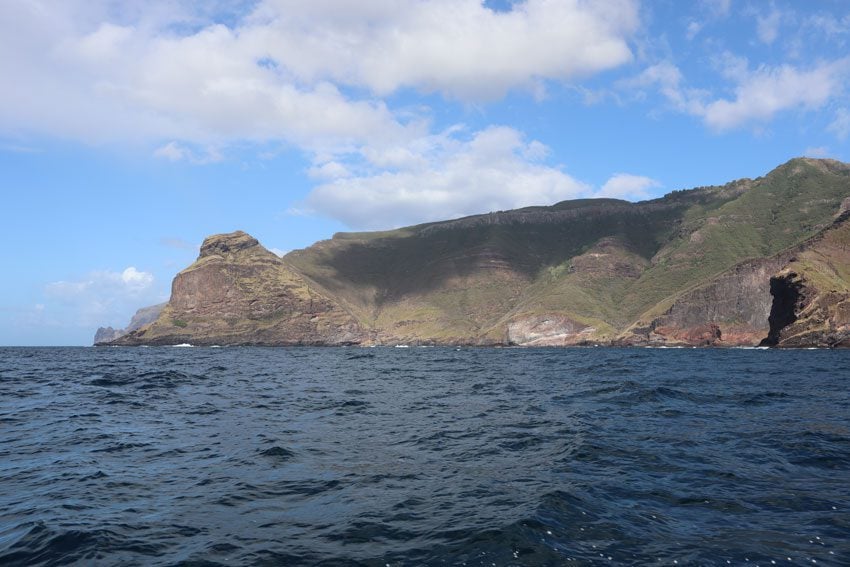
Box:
97;158;850;348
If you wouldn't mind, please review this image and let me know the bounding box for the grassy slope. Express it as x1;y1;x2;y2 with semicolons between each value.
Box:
627;158;850;324
785;215;850;298
285;158;850;342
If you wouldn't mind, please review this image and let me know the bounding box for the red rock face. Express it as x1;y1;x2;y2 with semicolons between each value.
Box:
622;211;850;348
618;258;788;347
653;324;722;346
114;231;366;346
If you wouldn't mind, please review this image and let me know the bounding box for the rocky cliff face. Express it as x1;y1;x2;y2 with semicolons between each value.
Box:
764;275;850;347
760;212;850;347
94;303;166;345
620;209;850;347
110;232;365;346
100;158;850;348
617;257;789;346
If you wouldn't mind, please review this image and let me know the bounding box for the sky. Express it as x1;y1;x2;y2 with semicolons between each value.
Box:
1;0;849;346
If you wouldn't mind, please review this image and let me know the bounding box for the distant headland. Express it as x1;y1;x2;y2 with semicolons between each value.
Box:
97;158;850;348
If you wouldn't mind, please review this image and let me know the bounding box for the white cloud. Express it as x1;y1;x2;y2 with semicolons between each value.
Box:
828;108;850;141
248;0;639;101
596;174;662;200
308;161;352;180
628;58;849;132
755;7;783;45
120;267;154;290
303;126;590;229
47;267;155;298
0;2;421;152
805;13;850;38
44;267;162;327
619;62;706;114
702;61;846;131
154;141;222;164
0;0;639;154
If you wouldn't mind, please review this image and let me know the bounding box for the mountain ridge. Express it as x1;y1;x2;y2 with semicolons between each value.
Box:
101;157;850;347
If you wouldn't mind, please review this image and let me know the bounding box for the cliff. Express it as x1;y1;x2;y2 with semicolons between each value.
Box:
101;158;850;348
760;210;850;347
110;232;364;346
94;303;166;345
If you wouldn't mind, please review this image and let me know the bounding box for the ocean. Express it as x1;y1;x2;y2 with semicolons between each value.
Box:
0;346;848;566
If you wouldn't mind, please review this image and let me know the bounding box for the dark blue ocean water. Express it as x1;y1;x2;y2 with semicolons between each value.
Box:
0;347;848;566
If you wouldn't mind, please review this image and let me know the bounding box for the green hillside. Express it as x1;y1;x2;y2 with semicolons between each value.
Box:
283;158;850;345
108;157;850;348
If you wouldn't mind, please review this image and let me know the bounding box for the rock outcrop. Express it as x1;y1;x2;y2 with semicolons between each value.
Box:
99;158;850;348
94;303;166;345
620;209;850;347
110;231;365;346
760;212;850;347
617;257;789;346
506;314;597;346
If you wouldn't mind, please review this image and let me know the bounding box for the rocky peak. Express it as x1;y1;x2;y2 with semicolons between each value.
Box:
199;231;260;258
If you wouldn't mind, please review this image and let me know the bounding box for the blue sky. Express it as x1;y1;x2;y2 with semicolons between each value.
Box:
2;0;849;345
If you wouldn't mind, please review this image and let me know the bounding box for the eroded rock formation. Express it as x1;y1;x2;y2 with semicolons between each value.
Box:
110;232;365;346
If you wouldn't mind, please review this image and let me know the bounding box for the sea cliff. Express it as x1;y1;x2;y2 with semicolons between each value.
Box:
100;158;850;348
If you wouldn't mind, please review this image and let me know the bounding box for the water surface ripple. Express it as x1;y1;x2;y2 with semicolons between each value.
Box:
0;347;848;565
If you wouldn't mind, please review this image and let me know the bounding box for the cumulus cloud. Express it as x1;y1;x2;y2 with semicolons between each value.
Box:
627;57;848;132
247;0;638;100
300;125;665;229
620;61;706;114
119;267;155;290
0;0;648;233
303;126;591;229
47;267;155;298
596;174;662;200
44;267;163;327
0;0;639;152
701;61;846;131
